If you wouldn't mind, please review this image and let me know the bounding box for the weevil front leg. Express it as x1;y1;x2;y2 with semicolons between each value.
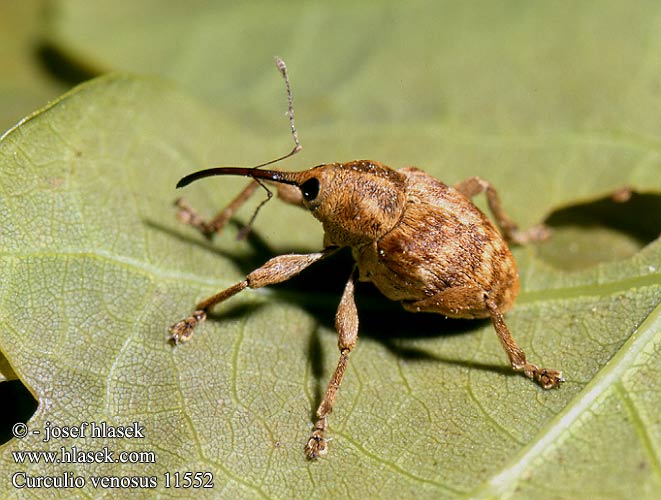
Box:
175;181;260;236
305;269;358;460
175;180;304;238
453;176;551;244
170;247;338;343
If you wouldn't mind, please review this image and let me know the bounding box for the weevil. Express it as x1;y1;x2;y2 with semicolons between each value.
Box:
170;57;563;460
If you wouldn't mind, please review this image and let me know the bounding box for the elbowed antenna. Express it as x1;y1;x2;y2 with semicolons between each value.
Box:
176;167;301;189
176;56;303;191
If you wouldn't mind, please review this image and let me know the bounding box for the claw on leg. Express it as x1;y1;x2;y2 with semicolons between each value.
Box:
524;364;564;389
509;223;552;245
486;298;564;389
304;270;357;460
169;310;206;344
174;198;213;235
305;418;328;460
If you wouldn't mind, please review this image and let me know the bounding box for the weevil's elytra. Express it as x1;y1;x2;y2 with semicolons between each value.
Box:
170;57;563;460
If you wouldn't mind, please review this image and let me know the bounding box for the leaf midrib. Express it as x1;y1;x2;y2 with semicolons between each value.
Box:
469;301;661;498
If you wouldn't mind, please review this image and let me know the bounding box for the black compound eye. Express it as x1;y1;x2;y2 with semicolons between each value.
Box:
300;177;320;201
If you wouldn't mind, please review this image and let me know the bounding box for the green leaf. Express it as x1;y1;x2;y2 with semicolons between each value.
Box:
2;2;661;498
1;71;660;499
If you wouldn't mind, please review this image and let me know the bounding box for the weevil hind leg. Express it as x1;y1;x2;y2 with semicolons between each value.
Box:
453;176;551;244
305;269;358;460
484;298;563;389
402;288;563;389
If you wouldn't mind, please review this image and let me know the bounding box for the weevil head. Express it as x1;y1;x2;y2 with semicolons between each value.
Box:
176;159;408;248
291;160;407;247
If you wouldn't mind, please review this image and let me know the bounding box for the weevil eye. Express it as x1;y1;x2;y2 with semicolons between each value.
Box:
301;177;320;201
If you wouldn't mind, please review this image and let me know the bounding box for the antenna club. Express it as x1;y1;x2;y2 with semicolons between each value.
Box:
275;56;287;75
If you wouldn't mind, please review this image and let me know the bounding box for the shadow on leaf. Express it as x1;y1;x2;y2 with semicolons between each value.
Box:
537;190;661;270
158;215;531;418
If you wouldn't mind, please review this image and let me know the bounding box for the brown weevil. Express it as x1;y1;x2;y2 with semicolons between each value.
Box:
170;57;563;460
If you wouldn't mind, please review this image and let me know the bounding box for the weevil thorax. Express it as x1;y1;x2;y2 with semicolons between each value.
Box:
292;160;408;247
